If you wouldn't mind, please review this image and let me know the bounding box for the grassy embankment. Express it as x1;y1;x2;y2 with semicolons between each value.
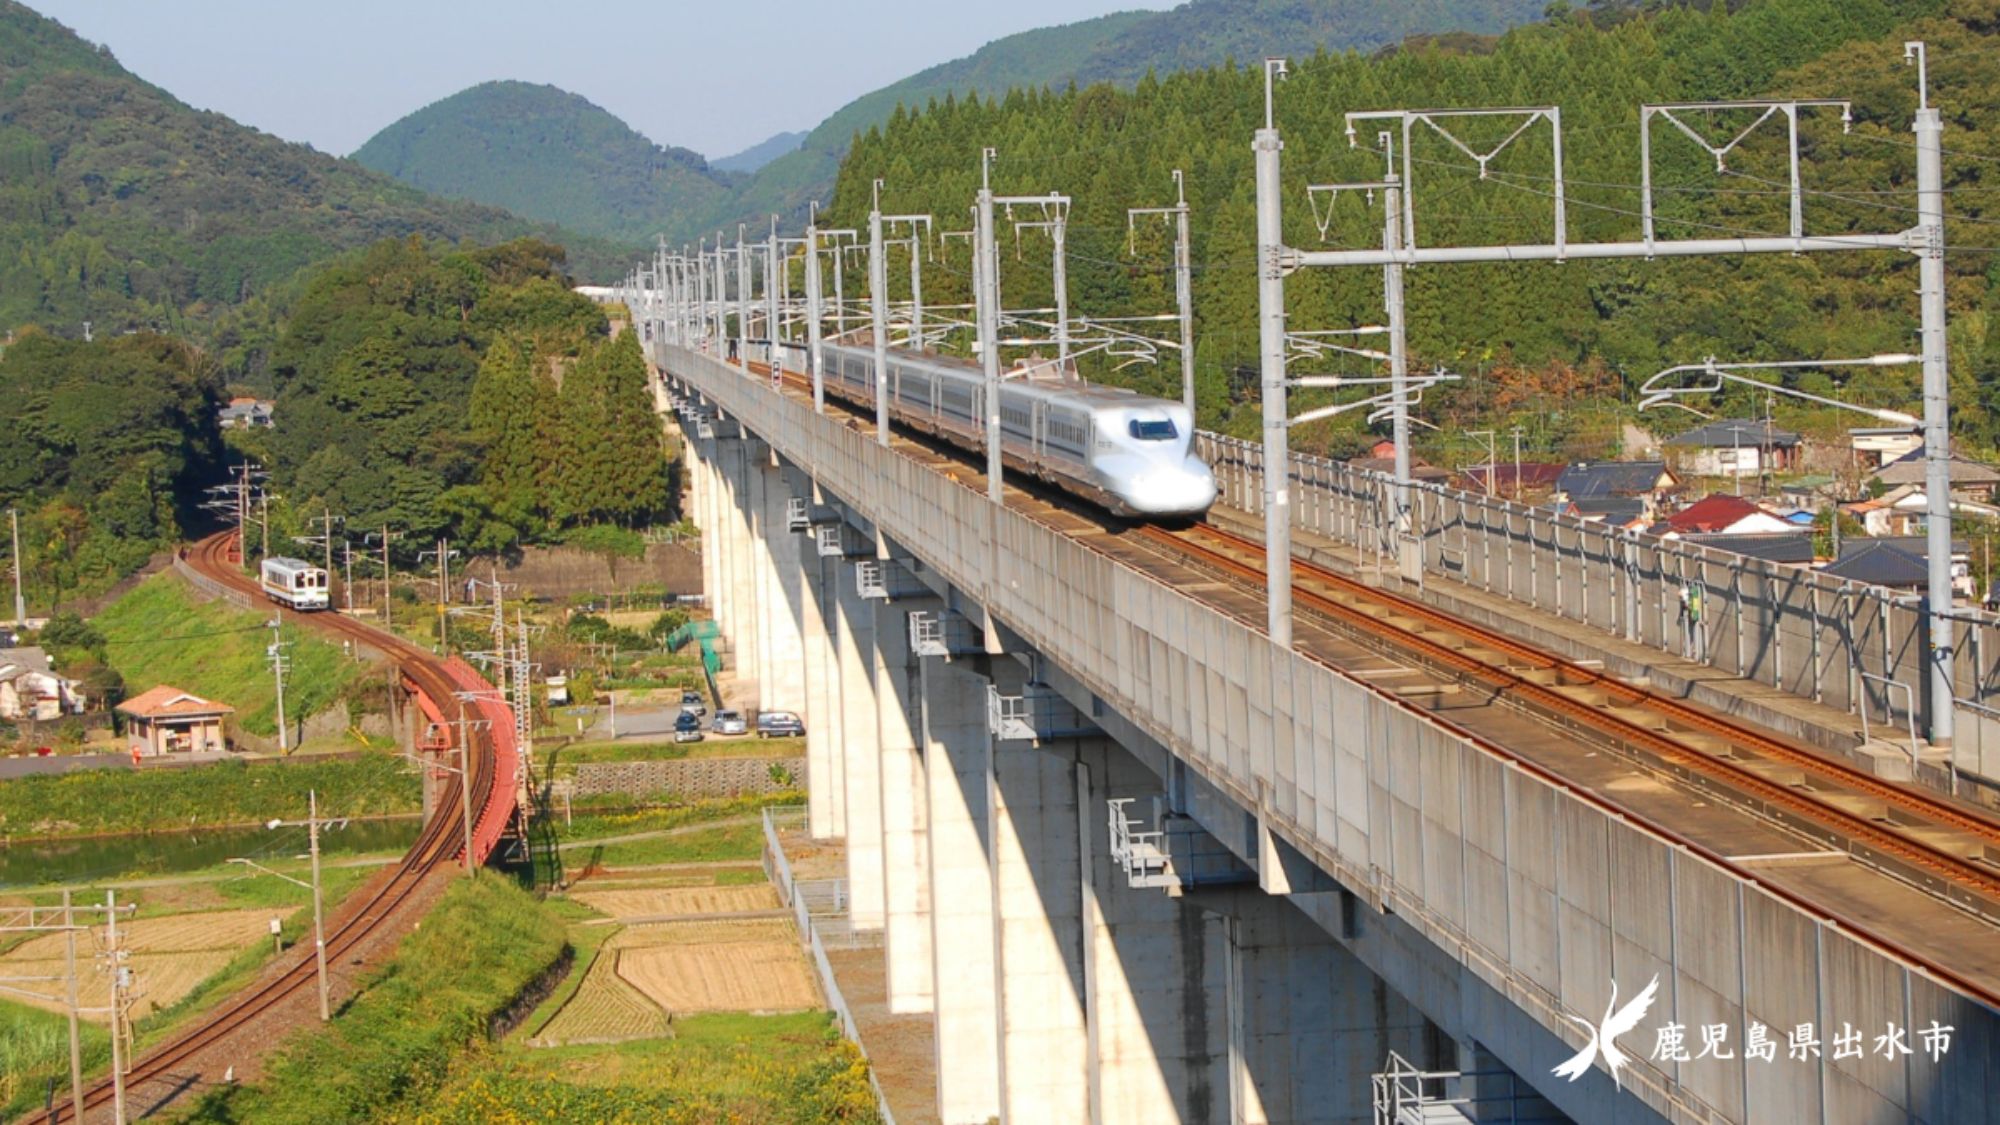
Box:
183;875;570;1123
93;573;367;740
0;754;420;840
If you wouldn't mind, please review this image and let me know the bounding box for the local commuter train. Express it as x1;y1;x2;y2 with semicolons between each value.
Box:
260;556;330;611
815;343;1218;519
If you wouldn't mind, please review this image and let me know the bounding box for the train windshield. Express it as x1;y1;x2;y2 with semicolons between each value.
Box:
1128;418;1178;441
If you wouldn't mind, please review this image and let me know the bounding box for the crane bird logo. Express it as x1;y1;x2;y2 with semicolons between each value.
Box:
1552;975;1661;1088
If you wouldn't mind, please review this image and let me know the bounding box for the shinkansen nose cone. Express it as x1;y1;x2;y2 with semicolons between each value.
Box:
1118;460;1220;517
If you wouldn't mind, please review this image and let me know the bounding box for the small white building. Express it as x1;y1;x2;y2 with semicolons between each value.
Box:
1849;426;1922;468
0;647;86;721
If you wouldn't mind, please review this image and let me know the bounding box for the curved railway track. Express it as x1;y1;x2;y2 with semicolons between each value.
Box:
54;531;498;1122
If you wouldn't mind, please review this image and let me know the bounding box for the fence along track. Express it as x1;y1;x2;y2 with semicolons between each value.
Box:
1139;520;2000;914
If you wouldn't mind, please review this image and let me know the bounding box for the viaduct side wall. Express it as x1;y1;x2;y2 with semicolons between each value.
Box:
664;345;1998;1124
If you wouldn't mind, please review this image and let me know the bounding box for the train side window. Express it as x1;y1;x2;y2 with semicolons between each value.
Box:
1129;418;1178;441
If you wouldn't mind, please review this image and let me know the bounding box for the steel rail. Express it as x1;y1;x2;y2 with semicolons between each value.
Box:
54;531;497;1121
1149;520;2000;905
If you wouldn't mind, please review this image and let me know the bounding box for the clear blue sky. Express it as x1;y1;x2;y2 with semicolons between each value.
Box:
29;0;1173;159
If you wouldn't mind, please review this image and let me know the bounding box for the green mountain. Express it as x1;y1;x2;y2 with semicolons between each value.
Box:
828;0;1981;455
713;130;807;174
354;0;1548;246
0;1;624;340
352;81;743;246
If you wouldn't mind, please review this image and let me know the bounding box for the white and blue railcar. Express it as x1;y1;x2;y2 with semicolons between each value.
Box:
818;343;1217;519
260;556;330;612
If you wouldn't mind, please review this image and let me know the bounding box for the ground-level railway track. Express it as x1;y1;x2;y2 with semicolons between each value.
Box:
51;531;501;1123
701;349;2000;1013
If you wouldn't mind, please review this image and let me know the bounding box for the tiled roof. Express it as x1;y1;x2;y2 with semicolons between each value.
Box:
1663;494;1769;533
116;684;234;719
1680;532;1816;565
1665;418;1802;448
1557;460;1670;498
1821;541;1928;587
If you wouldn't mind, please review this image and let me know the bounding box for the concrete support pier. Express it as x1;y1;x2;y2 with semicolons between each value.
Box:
921;655;1001;1123
875;599;933;1013
836;567;884;928
988;726;1091;1122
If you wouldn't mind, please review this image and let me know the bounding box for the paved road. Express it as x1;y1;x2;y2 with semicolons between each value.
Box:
0;752;130;779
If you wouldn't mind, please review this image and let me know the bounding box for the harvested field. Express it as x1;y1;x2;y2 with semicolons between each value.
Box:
608;919;795;948
534;950;670;1045
0;908;275;1021
570;884;778;920
5;949;240;1022
617;940;817;1014
3;908;272;961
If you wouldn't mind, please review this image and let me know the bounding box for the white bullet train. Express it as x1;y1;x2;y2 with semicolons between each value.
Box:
815;342;1218;519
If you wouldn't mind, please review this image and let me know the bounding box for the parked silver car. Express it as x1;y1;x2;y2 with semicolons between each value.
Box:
710;709;748;735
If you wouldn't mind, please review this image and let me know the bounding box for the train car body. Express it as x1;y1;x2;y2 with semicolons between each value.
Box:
260;556;330;611
817;343;1217;518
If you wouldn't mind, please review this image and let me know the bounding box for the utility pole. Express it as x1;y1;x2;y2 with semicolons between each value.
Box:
767;215;782;381
737;223;752;367
1911;41;1956;750
1129;169;1197;413
267;618;291;752
0;894;134;1123
8;506;22;626
806;203;826;411
1254;58;1293;648
870;179;891;446
341;541;354;613
62;889;82;1124
230;791;337;1022
1510;426;1524;501
374;527;402;628
975;148;1003;503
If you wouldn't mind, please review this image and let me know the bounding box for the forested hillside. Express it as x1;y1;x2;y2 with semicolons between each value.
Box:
255;237;671;561
0;2;623;342
357;0;1546;248
828;0;2000;458
352;82;742;246
0;331;224;608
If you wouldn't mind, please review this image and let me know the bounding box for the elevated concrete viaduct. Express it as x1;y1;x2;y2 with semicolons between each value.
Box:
658;339;1999;1125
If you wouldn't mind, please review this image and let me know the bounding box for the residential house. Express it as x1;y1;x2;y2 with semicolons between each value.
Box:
116;685;235;757
1678;532;1817;567
1870;448;2000;506
217;397;274;429
1663;418;1803;478
1548;496;1651;530
1820;537;1974;600
1346;453;1452;484
1849;426;1922;468
1456;462;1567;498
1840;487;1921;538
1553;460;1679;522
0;647;86;721
1655;494;1795;538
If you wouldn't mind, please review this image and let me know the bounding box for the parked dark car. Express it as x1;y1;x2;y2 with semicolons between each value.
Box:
755;710;805;738
673;710;705;743
711;709;748;735
680;690;707;717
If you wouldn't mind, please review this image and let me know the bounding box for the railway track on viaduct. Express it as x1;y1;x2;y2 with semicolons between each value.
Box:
726;350;2000;1012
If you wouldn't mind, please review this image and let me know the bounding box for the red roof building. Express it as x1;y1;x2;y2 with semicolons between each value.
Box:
1658;494;1796;537
116;685;235;757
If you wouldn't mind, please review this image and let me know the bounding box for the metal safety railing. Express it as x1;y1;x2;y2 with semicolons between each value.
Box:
761;806;897;1125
